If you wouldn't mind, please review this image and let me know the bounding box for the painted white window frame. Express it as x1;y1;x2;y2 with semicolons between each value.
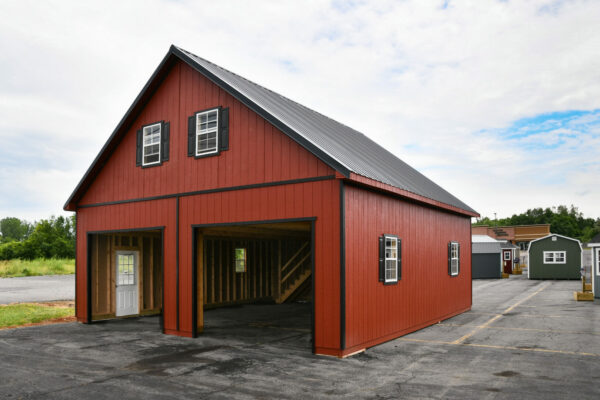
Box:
504;251;511;260
450;242;459;276
142;123;161;166
596;248;600;276
384;235;398;283
543;251;566;264
196;108;219;156
116;252;137;286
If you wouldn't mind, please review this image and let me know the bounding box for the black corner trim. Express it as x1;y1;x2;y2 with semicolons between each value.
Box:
191;227;198;338
311;220;316;354
176;196;180;331
340;180;346;350
86;233;92;324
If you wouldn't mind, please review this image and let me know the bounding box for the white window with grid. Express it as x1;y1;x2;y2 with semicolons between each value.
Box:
543;251;566;264
117;254;135;285
385;236;398;283
196;109;219;156
142;123;161;166
450;242;459;276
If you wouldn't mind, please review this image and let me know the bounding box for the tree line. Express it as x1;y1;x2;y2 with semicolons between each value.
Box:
473;205;599;243
0;216;75;260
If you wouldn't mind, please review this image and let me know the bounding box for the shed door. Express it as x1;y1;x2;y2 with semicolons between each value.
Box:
503;250;513;274
116;252;139;317
595;249;600;298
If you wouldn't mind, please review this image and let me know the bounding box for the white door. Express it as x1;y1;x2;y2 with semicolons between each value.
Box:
116;251;139;317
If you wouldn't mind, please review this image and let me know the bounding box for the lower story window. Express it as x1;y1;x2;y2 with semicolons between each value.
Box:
385;236;398;283
449;242;459;276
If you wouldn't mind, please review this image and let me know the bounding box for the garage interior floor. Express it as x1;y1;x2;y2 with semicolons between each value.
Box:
1;275;599;399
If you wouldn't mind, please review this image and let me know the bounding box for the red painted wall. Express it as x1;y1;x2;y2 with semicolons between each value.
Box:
76;180;341;353
343;184;472;354
79;61;333;206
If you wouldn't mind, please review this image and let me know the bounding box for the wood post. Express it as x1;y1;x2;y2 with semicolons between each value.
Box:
198;233;205;330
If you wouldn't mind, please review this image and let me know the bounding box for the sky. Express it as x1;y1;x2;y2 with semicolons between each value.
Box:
1;0;599;222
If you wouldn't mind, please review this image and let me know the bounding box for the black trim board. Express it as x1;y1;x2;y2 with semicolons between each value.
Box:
191;228;198;338
176;196;180;331
311;220;316;354
339;180;346;350
78;175;336;209
191;217;316;229
86;233;92;324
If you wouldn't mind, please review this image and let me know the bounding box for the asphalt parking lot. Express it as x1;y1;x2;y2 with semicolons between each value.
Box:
0;275;598;399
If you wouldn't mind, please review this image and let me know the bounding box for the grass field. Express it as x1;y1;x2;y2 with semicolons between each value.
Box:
0;258;75;278
0;303;74;329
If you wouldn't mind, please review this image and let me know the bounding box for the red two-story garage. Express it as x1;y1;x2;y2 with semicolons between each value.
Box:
64;45;478;357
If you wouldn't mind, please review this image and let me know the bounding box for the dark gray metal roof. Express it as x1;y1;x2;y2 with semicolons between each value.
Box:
473;242;502;254
499;241;519;249
174;46;476;215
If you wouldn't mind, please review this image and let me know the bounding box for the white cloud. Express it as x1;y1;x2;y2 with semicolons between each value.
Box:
0;0;599;220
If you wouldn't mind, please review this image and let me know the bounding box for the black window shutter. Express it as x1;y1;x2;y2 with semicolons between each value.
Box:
379;236;385;282
161;122;170;162
219;107;229;151
136;129;143;166
457;243;460;275
188;115;195;156
448;242;452;275
397;238;402;280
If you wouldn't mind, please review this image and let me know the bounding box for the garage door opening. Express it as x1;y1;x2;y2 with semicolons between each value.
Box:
87;229;163;323
193;220;314;350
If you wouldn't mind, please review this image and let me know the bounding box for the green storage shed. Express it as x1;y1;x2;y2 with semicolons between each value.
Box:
586;233;600;299
527;234;582;280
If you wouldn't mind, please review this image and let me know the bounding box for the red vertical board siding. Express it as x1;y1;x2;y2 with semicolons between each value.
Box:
79;61;334;206
343;185;472;354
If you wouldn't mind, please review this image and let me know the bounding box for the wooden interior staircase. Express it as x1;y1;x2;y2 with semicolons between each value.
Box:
275;241;312;304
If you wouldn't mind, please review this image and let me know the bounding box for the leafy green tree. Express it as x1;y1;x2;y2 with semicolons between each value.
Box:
0;217;32;242
473;205;599;242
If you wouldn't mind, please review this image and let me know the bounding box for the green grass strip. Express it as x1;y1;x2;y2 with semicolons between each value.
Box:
0;303;74;328
0;258;75;278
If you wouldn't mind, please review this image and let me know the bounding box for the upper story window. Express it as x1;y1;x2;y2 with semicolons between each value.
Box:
188;107;229;158
449;241;460;276
543;251;566;264
143;123;161;166
136;121;170;168
379;234;401;284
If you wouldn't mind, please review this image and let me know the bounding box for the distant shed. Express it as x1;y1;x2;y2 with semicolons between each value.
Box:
528;234;582;280
586;233;600;299
499;241;519;274
472;235;502;279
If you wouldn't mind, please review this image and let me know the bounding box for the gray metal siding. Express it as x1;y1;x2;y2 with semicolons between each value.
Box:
473;253;502;279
